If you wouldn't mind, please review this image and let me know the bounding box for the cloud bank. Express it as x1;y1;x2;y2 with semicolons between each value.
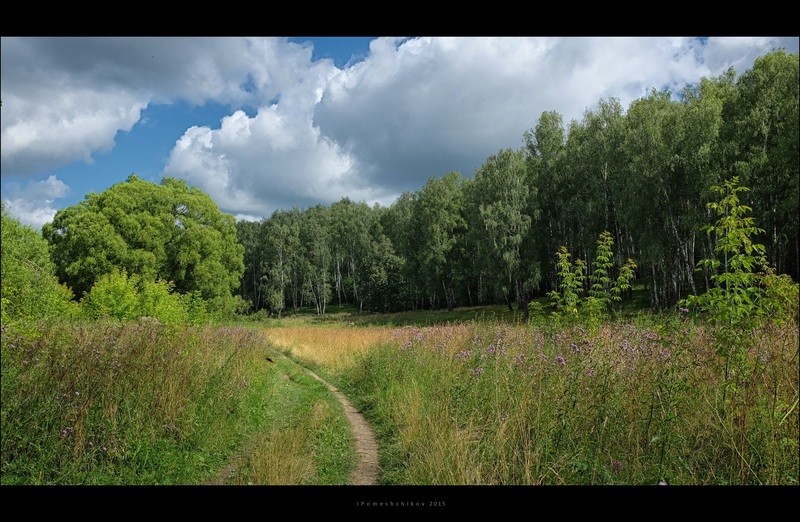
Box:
3;36;797;226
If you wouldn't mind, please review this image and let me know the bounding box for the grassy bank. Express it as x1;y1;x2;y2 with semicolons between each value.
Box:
321;317;799;485
0;319;354;485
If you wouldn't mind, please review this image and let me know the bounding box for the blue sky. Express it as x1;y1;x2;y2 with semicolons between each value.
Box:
2;36;798;227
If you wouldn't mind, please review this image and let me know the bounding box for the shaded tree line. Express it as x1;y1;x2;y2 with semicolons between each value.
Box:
238;50;798;314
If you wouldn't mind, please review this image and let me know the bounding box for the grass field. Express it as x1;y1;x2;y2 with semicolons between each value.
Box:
0;319;354;485
267;309;799;485
3;293;797;485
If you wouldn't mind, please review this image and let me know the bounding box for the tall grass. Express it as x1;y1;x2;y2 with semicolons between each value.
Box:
337;317;799;484
266;325;399;371
0;319;354;484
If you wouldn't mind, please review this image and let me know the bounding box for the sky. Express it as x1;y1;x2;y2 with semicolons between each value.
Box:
1;36;798;228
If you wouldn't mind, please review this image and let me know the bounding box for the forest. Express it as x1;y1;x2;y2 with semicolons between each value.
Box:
236;50;799;316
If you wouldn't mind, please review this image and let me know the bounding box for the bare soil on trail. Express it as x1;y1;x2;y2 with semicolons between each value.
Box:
305;369;380;485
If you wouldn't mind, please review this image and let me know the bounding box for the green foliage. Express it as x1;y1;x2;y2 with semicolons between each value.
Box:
0;204;77;321
81;268;209;324
473;148;535;310
683;177;799;332
1;322;354;484
547;232;637;324
413;172;466;311
42;175;244;301
760;273;800;325
547;246;585;317
726;50;799;277
81;269;141;320
234;50;798;316
139;279;189;325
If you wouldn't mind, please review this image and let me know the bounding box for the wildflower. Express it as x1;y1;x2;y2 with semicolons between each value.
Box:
472;367;484;376
60;427;74;438
555;355;566;366
586;368;595;378
658;480;667;486
613;460;622;473
455;350;472;361
570;343;581;353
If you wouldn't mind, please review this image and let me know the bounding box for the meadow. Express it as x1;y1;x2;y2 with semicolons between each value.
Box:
0;319;354;485
270;310;799;485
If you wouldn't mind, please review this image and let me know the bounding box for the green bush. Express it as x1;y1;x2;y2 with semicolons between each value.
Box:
81;269;207;325
81;269;141;320
0;205;77;322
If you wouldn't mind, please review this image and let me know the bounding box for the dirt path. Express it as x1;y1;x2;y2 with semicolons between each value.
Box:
208;361;379;486
305;369;380;485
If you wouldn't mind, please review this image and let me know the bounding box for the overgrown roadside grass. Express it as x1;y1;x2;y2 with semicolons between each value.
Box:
218;355;355;485
334;318;798;484
0;319;354;485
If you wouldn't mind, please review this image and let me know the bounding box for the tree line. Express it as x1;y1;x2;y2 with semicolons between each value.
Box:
237;50;798;314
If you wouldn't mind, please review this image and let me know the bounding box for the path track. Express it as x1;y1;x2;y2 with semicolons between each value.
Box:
208;361;379;485
305;369;379;485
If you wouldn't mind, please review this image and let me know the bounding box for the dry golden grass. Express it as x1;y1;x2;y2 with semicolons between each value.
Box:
264;325;400;369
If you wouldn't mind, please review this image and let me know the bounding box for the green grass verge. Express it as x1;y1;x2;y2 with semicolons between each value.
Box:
0;319;354;485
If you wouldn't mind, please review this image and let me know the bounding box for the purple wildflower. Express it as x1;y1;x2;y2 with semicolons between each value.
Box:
613;460;623;473
60;427;74;438
570;343;581;353
472;367;484;376
586;368;595;378
555;354;566;366
455;350;472;361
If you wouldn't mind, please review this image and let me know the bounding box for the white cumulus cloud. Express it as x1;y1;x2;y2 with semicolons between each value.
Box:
0;36;315;177
2;175;70;228
2;36;797;220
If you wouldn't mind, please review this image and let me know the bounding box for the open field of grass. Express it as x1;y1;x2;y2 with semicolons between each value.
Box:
267;312;799;485
0;319;354;485
4;289;796;486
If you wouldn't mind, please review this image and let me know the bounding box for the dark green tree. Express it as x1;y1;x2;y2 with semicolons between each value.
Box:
42;175;244;305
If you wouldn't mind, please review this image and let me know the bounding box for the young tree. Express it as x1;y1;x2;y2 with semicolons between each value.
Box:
683;177;769;328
